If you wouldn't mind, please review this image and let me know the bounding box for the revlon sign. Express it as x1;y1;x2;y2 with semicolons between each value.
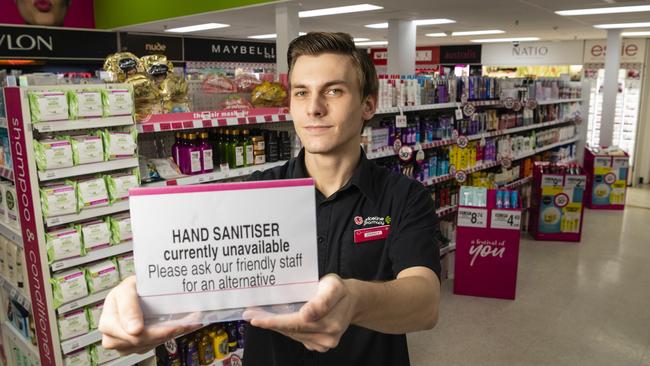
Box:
583;39;646;64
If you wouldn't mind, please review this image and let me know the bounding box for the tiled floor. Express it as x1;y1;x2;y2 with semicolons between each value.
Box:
408;204;650;365
627;185;650;209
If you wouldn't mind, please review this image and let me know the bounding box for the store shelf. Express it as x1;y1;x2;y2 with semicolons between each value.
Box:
143;160;287;187
60;330;102;355
0;165;14;181
0;274;31;311
499;176;534;189
465;160;501;174
38;157;139;181
513;137;579;161
51;241;133;272
436;205;458;218
32;116;134;133
2;322;39;365
466;118;574;141
367;139;455;160
103;350;155;366
537;97;583;105
440;242;456;256
0;117;7;128
45;200;130;227
0;221;23;248
137;108;290;133
206;349;244;366
421;174;453;187
57;288;111;315
375;102;459;114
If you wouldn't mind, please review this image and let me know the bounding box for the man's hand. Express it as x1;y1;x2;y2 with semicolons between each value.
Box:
249;274;357;353
98;276;201;355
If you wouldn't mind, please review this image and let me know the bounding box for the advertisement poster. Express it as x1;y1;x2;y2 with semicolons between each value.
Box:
0;0;95;28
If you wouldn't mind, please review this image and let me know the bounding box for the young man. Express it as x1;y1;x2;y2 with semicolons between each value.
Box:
99;32;441;365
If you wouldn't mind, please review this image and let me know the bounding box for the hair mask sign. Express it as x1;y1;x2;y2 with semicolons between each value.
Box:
129;179;319;325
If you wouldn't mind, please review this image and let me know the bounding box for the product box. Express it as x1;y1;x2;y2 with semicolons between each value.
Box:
529;162;586;242
50;268;89;308
28;91;69;122
70;135;104;165
584;146;629;210
40;182;78;218
45;226;84;263
454;187;521;300
68;90;103;119
34;138;74;171
63;348;91;366
57;309;89;341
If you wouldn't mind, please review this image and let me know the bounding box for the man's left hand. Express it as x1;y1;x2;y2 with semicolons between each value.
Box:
249;274;357;353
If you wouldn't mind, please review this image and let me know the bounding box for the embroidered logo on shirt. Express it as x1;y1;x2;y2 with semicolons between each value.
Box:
354;216;363;225
363;216;386;226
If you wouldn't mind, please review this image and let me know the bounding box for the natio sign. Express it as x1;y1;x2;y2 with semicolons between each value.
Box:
583;39;646;64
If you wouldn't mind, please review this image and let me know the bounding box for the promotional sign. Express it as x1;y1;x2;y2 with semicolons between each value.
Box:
370;46;440;66
0;0;95;28
4;87;56;366
130;179;319;319
583;39;646;64
454;189;521;300
584;147;629;210
481;41;583;66
439;45;482;64
184;37;276;63
120;33;183;61
0;25;117;59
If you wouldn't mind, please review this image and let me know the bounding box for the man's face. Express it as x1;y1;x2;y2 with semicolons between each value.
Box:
289;53;375;155
17;0;69;27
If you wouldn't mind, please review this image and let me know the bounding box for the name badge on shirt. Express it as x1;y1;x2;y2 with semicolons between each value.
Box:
354;225;390;244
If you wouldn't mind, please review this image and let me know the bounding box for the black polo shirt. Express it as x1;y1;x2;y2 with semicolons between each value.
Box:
243;149;441;366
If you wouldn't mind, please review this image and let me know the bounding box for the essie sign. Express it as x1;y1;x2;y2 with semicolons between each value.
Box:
583;39;646;64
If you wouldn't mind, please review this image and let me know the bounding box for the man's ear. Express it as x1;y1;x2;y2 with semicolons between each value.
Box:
361;95;377;122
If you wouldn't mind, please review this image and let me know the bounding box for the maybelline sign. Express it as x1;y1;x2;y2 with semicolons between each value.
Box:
184;37;276;62
481;41;584;66
0;25;117;59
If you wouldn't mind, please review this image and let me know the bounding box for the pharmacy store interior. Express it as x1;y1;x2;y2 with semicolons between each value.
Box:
0;0;650;365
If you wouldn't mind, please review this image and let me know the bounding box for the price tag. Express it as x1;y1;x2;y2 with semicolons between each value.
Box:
604;173;617;185
455;170;467;183
503;97;515;109
541;175;564;188
395;114;407;128
463;103;476;117
197;176;206;183
554;193;569;208
52;262;64;271
45;171;57;179
455;108;463;120
49;217;61;225
398;145;414;162
39;125;52;132
457;135;469;149
457;207;488;228
219;163;230;172
500;157;512;169
565;175;586;189
491;210;521;230
526;98;538;110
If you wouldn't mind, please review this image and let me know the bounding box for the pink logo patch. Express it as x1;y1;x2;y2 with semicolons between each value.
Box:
354;216;363;225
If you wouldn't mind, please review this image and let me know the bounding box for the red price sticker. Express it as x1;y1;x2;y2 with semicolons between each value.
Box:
463;103;476;117
457;135;469;149
398;145;414;162
504;97;515;109
526;98;538;110
554;193;569;208
455;170;467;183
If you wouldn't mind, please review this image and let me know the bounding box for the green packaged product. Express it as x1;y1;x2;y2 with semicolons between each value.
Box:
116;253;135;280
57;308;89;341
76;219;111;252
86;302;104;330
97;129;137;161
76;177;109;210
70;135;104;165
109;213;132;244
105;169;140;203
67;90;103;119
34;137;74;171
85;259;119;294
50;268;88;309
28;91;68;122
40;181;78;218
90;343;120;365
62;347;91;366
101;88;134;117
45;226;84;263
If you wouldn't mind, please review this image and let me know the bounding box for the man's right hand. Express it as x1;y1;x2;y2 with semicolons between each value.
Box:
98;276;200;355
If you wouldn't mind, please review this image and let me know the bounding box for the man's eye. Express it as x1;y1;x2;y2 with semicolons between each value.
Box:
294;90;307;97
326;89;341;96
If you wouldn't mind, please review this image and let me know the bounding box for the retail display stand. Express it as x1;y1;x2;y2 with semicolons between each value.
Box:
454;189;521;300
583;147;629;210
529;162;587;241
3;85;154;366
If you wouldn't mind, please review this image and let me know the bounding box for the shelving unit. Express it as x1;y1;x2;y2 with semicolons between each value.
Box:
3;84;151;366
104;350;156;366
499;176;534;190
0;222;22;248
0;274;31;311
2;321;39;365
37;157;139;182
143;160;287;187
51;241;133;272
0;165;13;181
0;117;6;129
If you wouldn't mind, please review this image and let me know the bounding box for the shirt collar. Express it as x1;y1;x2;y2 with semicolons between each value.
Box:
290;148;379;203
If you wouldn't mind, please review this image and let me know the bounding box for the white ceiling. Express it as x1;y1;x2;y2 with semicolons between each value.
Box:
117;0;650;45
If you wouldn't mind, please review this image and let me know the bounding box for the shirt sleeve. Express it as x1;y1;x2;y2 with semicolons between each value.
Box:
388;181;441;282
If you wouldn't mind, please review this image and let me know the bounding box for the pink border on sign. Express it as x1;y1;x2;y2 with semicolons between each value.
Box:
130;178;314;196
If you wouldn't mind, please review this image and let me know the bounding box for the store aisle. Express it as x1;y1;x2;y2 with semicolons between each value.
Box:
408;207;650;366
627;185;650;209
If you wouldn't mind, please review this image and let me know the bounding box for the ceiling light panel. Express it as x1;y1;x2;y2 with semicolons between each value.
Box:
425;33;447;37
556;5;650;16
471;37;540;43
355;41;388;46
413;19;456;26
365;22;389;29
452;30;505;36
595;22;650;29
165;23;229;33
299;4;382;18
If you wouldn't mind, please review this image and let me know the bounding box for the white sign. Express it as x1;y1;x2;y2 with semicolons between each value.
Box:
481;41;584;66
130;179;319;317
395;114;407;128
457;207;488;228
583;39;646;64
565;175;587;189
490;210;521;230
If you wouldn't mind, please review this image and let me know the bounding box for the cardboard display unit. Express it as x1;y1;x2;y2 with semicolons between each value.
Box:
583;147;629;210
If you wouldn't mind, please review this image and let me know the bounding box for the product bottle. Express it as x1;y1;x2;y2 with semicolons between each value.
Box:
266;131;279;162
199;132;214;173
242;129;254;167
184;133;202;175
198;330;215;365
210;129;220;167
220;129;230;166
226;322;238;352
213;326;230;360
185;339;200;366
229;130;244;168
279;131;292;160
171;133;182;165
